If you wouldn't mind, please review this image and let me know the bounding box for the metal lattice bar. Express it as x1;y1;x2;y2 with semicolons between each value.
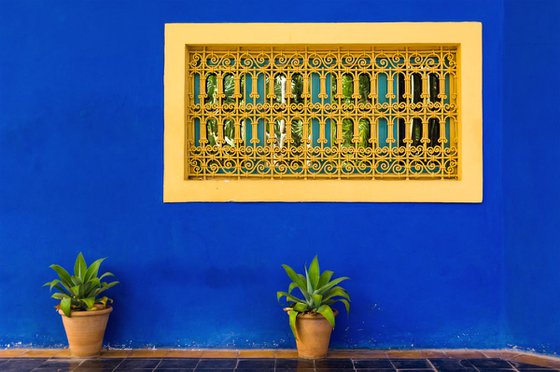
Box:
186;46;459;179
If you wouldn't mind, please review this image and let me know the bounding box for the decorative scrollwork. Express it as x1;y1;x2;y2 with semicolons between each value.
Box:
186;46;458;179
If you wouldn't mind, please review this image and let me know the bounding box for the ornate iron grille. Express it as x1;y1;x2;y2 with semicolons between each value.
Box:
186;46;458;179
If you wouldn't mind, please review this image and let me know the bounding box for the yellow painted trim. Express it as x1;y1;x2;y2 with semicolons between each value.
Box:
164;22;482;202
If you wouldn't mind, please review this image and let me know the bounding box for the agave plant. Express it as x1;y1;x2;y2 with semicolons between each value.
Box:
277;256;350;338
44;253;119;317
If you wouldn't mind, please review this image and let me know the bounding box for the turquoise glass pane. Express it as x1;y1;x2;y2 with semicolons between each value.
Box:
325;73;332;147
377;73;387;104
445;74;450;105
311;73;320;146
445;118;450;149
245;73;252;103
378;118;388;147
257;118;265;146
257;73;265;144
245;119;252;145
193;73;200;104
257;73;265;104
194;118;200;146
311;119;320;147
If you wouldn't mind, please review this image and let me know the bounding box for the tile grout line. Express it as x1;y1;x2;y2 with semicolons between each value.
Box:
151;358;163;372
111;357;125;372
388;358;397;371
508;361;521;372
77;357;85;370
69;358;83;371
425;358;438;371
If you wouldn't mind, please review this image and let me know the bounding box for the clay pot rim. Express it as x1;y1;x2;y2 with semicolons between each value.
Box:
57;306;113;318
283;307;339;319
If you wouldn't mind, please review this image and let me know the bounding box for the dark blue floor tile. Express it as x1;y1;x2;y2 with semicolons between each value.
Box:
517;370;559;372
464;359;512;369
158;358;199;368
2;359;48;371
236;358;275;368
315;358;354;368
275;368;315;372
391;359;431;369
430;358;476;371
275;359;314;369
354;359;394;368
355;369;395;372
72;368;116;372
40;359;83;368
155;369;195;372
316;369;355;372
195;358;237;369
477;369;515;372
79;358;123;368
32;366;77;371
235;369;274;372
512;361;556;370
116;358;161;369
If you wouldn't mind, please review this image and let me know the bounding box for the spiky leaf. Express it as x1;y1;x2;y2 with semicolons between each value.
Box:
277;291;305;304
316;276;350;295
74;252;87;280
318;270;334;288
84;258;105;284
282;265;306;290
60;297;71;317
308;256;320;288
317;305;335;328
288;309;299;339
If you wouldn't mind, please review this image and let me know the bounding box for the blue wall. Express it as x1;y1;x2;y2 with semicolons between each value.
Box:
1;0;547;350
503;0;560;354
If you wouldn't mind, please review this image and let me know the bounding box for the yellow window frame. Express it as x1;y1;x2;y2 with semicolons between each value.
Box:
164;22;482;202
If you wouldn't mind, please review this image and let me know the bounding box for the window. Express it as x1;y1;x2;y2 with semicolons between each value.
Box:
164;23;482;202
187;46;458;180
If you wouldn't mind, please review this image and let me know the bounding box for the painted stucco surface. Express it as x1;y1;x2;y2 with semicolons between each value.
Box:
503;0;560;354
0;0;557;353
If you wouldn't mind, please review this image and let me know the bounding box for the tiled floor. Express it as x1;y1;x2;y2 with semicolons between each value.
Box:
0;356;558;372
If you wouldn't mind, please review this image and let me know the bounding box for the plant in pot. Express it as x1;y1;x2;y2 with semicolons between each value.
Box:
277;256;350;359
44;252;119;357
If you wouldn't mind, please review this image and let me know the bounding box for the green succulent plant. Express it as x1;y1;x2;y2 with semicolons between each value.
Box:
44;252;119;317
277;256;350;338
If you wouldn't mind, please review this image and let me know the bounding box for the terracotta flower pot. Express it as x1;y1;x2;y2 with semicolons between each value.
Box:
57;307;112;357
293;312;336;359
